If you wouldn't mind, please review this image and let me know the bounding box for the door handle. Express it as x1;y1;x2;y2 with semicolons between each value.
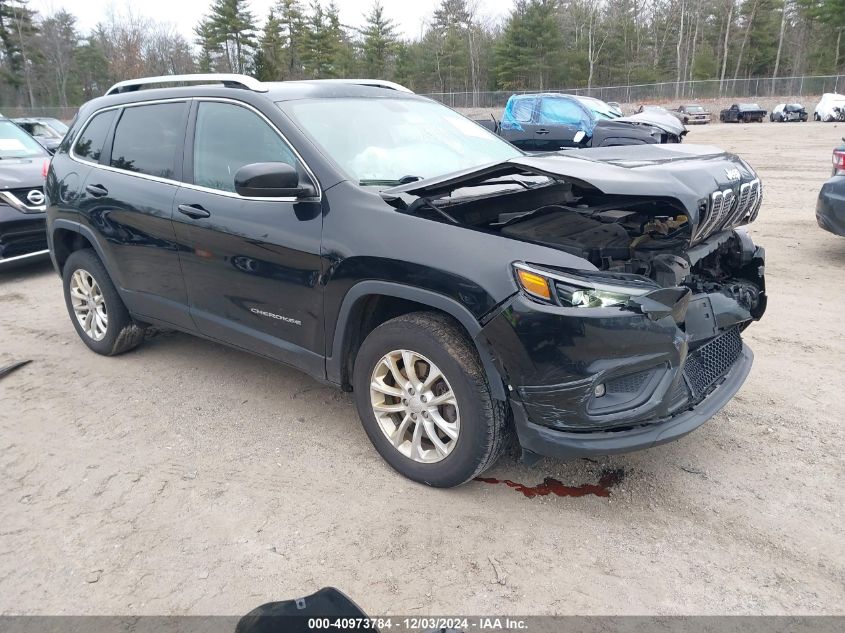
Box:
177;204;211;219
535;129;550;135
85;183;108;197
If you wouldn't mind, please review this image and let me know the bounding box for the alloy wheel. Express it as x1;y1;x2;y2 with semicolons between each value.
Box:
69;268;108;341
369;349;460;463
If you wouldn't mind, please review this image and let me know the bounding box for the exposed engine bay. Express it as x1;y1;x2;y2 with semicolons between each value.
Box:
411;178;766;318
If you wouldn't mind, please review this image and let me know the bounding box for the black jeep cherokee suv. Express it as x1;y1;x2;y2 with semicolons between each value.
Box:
46;74;766;487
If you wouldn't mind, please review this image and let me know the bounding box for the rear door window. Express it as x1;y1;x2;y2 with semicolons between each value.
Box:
73;109;118;162
109;102;187;179
191;101;297;193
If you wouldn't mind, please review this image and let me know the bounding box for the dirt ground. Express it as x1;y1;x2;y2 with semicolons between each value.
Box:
1;121;844;617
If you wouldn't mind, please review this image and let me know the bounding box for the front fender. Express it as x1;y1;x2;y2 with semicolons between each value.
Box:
326;279;511;400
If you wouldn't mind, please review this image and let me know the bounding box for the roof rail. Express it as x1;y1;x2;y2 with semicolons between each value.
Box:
300;79;414;93
105;74;267;96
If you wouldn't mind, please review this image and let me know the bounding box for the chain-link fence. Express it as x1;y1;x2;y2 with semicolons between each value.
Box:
3;74;843;119
422;74;845;109
0;105;79;120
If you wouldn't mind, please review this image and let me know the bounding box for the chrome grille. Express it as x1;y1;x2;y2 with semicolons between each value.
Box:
694;178;762;241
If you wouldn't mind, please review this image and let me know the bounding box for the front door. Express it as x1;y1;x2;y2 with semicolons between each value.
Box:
171;99;324;377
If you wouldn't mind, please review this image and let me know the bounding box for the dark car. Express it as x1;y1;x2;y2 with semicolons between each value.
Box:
13;117;64;153
770;103;808;122
674;104;711;124
0;117;49;265
478;93;686;152
720;103;767;123
817;140;845;236
46;74;766;487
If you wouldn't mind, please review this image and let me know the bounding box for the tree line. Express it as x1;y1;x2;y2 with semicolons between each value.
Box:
0;0;842;109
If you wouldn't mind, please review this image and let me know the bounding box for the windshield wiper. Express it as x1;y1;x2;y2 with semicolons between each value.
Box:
359;175;422;187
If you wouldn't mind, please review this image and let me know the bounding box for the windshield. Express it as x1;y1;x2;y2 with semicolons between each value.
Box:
686;105;704;113
283;98;521;186
0;120;48;158
43;118;69;134
740;104;762;111
19;121;61;138
574;96;620;119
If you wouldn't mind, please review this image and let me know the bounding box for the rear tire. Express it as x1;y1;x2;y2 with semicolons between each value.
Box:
352;312;508;488
62;249;145;356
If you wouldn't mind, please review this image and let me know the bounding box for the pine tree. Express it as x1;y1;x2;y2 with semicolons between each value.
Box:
205;0;257;74
194;17;217;72
254;8;285;80
495;0;562;90
361;0;398;78
272;0;305;79
0;0;39;106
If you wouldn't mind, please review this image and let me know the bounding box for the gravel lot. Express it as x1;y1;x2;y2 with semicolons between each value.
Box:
1;122;844;617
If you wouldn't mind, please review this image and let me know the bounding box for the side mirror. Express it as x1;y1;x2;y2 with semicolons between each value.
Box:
234;162;315;198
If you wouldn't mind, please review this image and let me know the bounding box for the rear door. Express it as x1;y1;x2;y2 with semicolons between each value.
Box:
75;100;193;329
171;99;324;377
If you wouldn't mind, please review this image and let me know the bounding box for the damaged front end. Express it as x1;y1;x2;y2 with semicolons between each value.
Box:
383;144;767;459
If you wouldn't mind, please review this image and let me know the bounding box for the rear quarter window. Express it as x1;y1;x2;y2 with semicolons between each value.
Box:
109;102;187;179
72;109;118;162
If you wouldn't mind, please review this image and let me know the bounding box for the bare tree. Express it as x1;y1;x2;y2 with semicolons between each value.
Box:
38;10;78;106
771;0;789;94
719;0;734;93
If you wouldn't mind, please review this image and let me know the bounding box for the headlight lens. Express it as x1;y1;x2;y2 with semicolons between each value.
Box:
513;262;657;308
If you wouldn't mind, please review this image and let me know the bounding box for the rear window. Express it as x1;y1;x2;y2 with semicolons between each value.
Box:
110;103;186;178
73;110;118;162
0;120;47;159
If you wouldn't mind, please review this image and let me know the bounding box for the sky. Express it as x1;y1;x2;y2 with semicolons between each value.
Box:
32;0;514;41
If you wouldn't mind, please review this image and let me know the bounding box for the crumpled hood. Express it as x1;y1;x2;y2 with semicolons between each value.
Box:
382;144;759;235
0;158;46;190
613;110;687;136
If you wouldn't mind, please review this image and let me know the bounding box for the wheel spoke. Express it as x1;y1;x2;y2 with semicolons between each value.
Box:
385;354;406;388
421;365;442;391
94;312;106;336
372;401;406;414
83;310;94;333
429;410;459;441
402;350;422;391
422;419;448;456
72;304;87;314
429;389;457;407
371;377;402;397
409;419;424;461
392;414;412;447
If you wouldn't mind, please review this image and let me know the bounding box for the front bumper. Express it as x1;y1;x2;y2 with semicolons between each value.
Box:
480;233;765;460
511;346;753;460
0;203;47;265
817;176;845;237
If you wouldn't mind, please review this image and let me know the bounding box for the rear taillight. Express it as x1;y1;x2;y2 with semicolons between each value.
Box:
41;158;49;179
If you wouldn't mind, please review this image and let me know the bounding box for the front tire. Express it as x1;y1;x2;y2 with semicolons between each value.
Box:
62;249;145;356
352;312;508;488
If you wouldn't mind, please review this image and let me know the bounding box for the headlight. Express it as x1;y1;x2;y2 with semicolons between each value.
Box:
513;262;657;308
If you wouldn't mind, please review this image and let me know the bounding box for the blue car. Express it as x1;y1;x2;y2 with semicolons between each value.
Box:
477;93;686;152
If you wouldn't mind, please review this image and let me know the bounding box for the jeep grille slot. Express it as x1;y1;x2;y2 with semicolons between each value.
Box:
695;178;762;242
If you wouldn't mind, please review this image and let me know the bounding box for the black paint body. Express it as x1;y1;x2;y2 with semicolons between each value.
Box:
46;82;766;460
